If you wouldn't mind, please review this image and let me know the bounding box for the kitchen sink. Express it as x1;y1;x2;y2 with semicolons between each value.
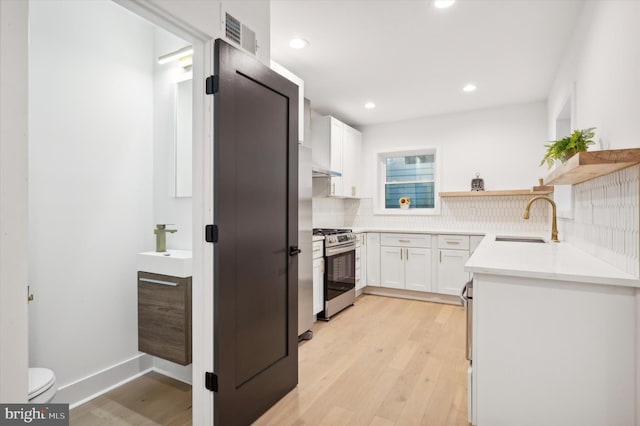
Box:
495;236;546;243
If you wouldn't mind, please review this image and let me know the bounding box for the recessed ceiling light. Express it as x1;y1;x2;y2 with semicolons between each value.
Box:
463;84;477;92
364;102;376;109
289;38;309;49
433;0;455;9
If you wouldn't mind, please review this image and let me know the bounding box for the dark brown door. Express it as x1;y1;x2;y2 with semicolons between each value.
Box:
213;39;299;426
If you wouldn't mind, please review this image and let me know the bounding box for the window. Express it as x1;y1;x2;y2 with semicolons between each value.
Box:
378;150;438;212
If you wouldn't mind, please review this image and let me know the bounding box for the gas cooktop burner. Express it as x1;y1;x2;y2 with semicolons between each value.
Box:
313;228;353;236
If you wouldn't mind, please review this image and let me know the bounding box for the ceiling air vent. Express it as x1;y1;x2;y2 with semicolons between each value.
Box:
224;12;258;56
225;13;241;45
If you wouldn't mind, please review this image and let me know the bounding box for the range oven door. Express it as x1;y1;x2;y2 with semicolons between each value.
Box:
323;243;356;318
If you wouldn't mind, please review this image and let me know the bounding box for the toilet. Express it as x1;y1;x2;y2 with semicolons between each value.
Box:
28;368;57;403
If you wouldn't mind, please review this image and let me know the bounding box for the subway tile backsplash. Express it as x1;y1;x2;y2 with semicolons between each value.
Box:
559;165;640;277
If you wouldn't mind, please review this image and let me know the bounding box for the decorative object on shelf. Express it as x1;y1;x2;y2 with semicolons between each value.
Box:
540;127;596;169
399;197;411;209
471;173;484;191
533;178;554;192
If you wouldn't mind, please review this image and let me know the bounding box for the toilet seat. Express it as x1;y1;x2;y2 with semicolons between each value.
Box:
28;368;56;401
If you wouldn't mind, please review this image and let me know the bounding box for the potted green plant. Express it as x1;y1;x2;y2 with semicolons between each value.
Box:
540;127;596;169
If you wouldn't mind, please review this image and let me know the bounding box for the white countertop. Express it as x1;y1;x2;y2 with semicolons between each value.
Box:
312;235;325;242
465;234;640;288
351;227;485;236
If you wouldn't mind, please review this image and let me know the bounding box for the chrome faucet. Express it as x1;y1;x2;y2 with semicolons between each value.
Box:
523;196;559;242
154;224;177;252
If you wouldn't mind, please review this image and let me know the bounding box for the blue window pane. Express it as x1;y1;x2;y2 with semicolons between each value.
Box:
386;155;434;182
385;183;435;209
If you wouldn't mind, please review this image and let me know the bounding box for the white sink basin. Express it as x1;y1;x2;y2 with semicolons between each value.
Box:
137;250;192;278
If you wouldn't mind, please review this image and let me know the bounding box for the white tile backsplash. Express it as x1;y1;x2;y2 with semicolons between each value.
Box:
347;196;551;235
315;168;640;278
559;165;640;277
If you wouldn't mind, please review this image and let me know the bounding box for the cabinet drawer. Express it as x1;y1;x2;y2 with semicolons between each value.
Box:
380;233;430;248
312;240;324;259
437;235;470;250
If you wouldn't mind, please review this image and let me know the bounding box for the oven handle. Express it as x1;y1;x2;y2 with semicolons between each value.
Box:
325;244;356;257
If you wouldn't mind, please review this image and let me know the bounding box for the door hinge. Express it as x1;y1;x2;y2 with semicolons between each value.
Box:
206;75;219;95
205;372;218;392
205;224;218;243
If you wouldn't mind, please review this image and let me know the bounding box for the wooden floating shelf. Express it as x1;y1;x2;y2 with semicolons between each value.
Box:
439;189;553;198
545;148;640;185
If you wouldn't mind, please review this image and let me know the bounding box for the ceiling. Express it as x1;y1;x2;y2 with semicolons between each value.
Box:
270;0;585;127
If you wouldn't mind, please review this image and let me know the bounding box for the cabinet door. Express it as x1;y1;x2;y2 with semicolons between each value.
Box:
405;248;432;292
380;246;404;289
366;233;381;286
342;125;362;197
330;119;343;196
313;258;324;315
355;246;364;291
437;249;470;295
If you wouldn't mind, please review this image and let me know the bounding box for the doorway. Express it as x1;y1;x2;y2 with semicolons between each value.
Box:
26;0;211;422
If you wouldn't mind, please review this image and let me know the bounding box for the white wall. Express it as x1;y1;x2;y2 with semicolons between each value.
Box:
0;0;29;402
360;101;548;197
28;0;155;391
548;1;640;147
153;27;193;250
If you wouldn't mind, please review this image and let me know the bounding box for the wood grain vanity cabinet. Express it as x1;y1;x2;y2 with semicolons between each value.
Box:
138;271;192;365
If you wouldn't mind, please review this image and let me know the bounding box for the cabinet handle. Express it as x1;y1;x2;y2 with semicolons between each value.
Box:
321;259;324;274
406;248;409;260
398;239;411;243
313;248;321;252
446;241;460;245
440;251;442;263
400;249;403;260
140;277;178;287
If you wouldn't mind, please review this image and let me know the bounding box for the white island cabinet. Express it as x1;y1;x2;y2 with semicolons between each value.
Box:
466;235;640;426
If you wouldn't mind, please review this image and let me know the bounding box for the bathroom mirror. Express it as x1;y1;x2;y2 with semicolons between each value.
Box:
175;78;192;197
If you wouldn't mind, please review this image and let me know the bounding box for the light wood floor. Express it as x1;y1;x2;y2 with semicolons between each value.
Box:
70;372;192;425
70;295;467;425
255;294;469;425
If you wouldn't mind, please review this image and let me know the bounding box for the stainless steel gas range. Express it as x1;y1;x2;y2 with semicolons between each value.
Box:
313;228;356;320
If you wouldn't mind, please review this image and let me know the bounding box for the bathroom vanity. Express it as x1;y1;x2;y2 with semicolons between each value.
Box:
137;250;192;365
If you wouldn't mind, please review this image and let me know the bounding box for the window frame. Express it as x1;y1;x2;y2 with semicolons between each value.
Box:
375;148;441;215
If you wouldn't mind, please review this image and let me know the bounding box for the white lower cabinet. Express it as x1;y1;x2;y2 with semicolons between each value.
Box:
312;241;324;315
380;246;404;289
404;248;431;292
355;233;366;291
365;233;380;286
436;235;470;295
380;234;432;292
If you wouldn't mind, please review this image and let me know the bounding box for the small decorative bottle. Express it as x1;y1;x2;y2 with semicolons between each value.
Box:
471;173;484;191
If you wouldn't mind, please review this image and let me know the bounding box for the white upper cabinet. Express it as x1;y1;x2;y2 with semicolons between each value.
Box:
311;115;363;197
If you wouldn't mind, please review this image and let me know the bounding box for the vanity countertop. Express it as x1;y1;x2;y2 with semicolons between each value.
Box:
137;249;192;278
465;234;640;288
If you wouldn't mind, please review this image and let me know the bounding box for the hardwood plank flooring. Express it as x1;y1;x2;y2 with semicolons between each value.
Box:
255;294;468;426
70;371;192;426
70;295;467;426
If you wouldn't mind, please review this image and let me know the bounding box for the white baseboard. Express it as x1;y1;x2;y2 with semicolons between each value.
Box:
152;356;192;385
54;353;153;409
363;286;462;305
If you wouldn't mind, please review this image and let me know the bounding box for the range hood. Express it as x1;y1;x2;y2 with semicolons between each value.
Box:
312;165;342;178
